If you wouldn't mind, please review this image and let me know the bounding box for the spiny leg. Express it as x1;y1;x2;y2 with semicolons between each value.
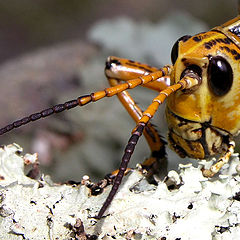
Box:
90;80;167;193
96;75;199;219
202;140;235;178
0;65;171;136
108;84;167;177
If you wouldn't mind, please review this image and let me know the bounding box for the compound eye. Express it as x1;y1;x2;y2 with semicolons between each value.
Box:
208;56;233;96
171;35;192;65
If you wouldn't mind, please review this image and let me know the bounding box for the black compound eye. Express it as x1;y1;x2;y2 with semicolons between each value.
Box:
208;56;233;96
171;35;192;65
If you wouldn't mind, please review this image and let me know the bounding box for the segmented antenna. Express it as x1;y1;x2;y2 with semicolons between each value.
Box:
0;95;92;135
96;122;145;219
0;67;171;136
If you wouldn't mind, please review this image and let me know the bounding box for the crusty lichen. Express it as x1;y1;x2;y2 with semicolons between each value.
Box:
0;143;240;239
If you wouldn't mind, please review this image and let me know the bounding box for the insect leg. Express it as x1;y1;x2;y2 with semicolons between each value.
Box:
202;140;235;178
110;82;167;175
105;56;170;92
96;74;200;219
106;57;170;176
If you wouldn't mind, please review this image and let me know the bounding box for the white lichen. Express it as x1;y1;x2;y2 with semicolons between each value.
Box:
0;144;240;239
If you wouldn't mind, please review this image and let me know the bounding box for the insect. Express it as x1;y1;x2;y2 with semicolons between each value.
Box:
1;15;240;219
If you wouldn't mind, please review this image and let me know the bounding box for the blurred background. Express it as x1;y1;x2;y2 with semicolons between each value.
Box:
0;0;238;182
0;0;237;63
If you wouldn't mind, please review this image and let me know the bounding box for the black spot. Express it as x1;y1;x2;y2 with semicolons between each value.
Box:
229;24;240;38
204;43;212;49
111;59;121;65
105;59;121;70
105;61;112;69
216;226;230;234
202;62;208;69
231;49;237;55
211;40;217;45
171;35;192;64
235;54;240;60
193;36;202;42
181;58;187;63
187;203;193;209
203;39;218;50
182;35;191;42
228;48;240;60
233;191;240;201
90;186;103;196
224;46;230;52
222;37;231;44
172;212;180;222
215;37;231;45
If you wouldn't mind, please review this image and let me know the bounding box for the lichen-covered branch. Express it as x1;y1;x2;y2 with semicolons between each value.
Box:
0;144;240;239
